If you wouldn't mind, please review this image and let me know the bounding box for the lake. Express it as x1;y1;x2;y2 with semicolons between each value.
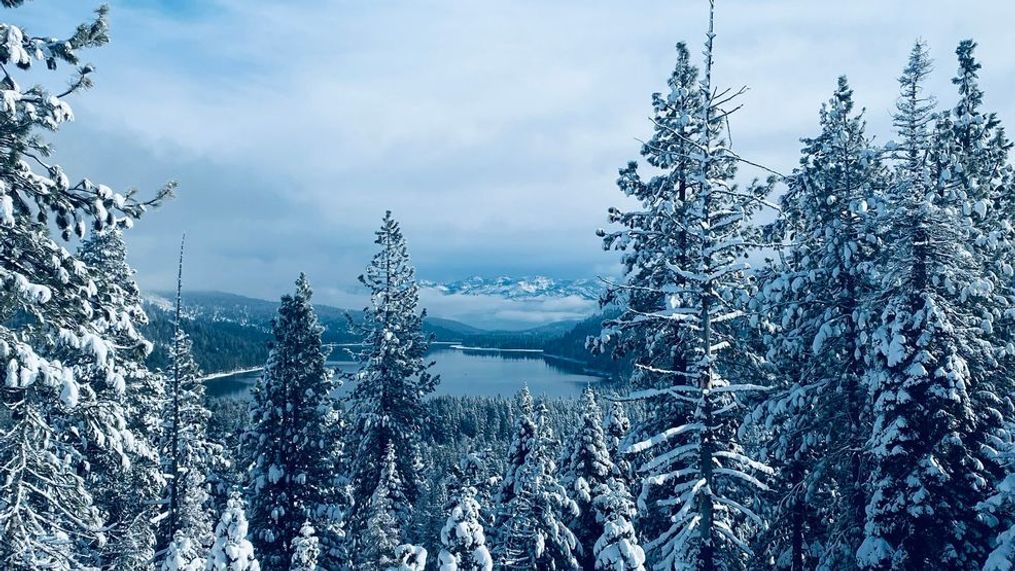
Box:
204;345;605;400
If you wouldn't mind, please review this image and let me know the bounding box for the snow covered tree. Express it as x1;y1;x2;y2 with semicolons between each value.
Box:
980;411;1015;571
162;532;205;571
79;227;168;570
751;76;884;569
605;4;774;569
244;273;344;568
857;41;997;569
559;386;616;569
391;544;428;571
346;211;438;543
206;492;260;571
206;493;259;571
438;486;493;571
494;386;538;526
159;241;218;561
590;40;703;541
358;443;409;568
0;4;173;569
446;450;498;524
495;399;580;570
289;522;321;571
948;40;1015;330
946;39;1015;496
603;400;632;478
592;479;646;571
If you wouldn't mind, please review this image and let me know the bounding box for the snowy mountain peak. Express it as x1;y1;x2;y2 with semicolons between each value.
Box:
419;276;602;301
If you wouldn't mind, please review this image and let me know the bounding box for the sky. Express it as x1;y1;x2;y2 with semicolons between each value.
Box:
11;0;1015;326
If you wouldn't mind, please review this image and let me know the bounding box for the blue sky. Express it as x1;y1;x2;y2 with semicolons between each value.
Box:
12;0;1015;323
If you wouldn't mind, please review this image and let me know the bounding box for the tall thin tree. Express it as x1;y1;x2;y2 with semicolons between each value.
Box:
605;2;774;569
245;274;344;568
158;237;218;561
753;77;884;569
858;41;997;569
346;211;438;549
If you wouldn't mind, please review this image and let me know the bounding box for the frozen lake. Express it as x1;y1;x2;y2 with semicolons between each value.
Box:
204;345;604;399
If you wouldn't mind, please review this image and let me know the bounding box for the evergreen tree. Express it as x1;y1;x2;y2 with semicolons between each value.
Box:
947;38;1015;500
592;479;646;571
495;386;539;525
559;386;616;569
391;544;429;571
347;211;438;544
290;521;321;571
858;41;996;569
607;4;774;569
752;77;883;569
359;444;409;568
244;274;344;568
0;5;173;568
949;40;1015;315
591;39;703;542
447;450;498;525
496;400;580;570
159;241;218;561
603;400;632;478
982;421;1015;571
162;532;205;571
80;227;168;570
206;492;261;571
438;486;493;571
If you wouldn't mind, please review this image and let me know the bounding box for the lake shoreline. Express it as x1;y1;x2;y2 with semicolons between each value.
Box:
203;345;604;399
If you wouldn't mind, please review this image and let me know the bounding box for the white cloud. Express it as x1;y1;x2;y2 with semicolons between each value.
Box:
10;0;1015;304
419;289;597;330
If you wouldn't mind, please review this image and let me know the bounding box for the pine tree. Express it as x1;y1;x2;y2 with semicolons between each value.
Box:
359;444;409;569
607;3;774;569
858;41;996;569
206;492;261;571
752;77;883;569
496;399;580;570
559;386;616;569
289;522;321;571
947;38;1015;498
591;40;703;541
391;544;429;571
162;531;205;571
79;227;168;570
0;5;173;568
447;450;497;525
244;274;344;568
495;386;539;525
982;420;1015;571
438;486;493;571
159;240;219;561
603;400;632;478
347;211;438;544
592;479;646;571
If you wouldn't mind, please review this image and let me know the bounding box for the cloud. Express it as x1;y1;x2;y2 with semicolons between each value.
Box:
10;0;1015;307
419;289;597;330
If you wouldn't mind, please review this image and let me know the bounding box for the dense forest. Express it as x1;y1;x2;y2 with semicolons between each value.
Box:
1;1;1014;571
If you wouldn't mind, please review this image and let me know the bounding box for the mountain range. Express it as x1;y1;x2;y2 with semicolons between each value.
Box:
419;276;602;301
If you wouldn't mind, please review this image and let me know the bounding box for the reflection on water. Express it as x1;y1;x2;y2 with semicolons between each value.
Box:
204;346;602;400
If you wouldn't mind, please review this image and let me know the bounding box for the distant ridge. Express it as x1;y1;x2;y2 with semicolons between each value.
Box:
419;275;602;301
